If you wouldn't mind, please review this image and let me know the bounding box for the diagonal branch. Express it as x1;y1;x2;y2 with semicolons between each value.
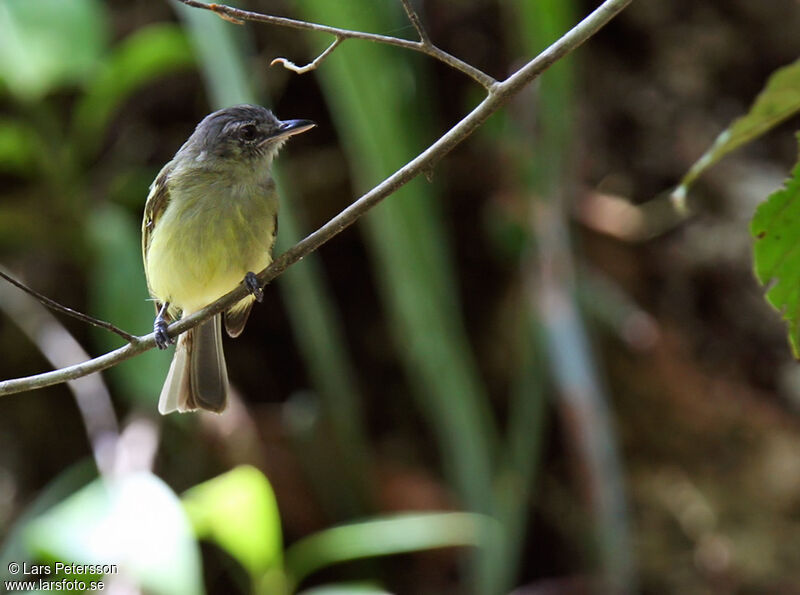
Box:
0;269;138;343
0;0;633;397
176;0;497;89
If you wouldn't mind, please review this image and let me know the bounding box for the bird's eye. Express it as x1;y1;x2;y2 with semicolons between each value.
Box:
240;124;258;142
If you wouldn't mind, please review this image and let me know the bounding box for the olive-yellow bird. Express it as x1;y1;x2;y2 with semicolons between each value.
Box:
142;104;314;414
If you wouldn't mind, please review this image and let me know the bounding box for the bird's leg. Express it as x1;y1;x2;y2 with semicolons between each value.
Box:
154;302;172;349
244;272;264;303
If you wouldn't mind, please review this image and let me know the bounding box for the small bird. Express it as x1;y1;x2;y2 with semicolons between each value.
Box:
141;104;315;414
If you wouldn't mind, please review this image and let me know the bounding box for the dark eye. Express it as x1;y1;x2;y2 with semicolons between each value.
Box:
240;124;257;142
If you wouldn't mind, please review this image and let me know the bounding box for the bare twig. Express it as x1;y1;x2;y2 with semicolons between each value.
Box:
0;269;138;343
399;0;430;45
177;0;497;89
271;36;343;75
0;0;633;397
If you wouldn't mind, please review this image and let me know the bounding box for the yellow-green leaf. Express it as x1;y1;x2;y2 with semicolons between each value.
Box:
675;58;800;203
182;466;283;581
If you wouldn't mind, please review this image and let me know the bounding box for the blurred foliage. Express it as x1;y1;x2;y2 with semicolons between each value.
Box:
283;511;490;592
506;0;636;590
0;0;107;102
2;0;800;594
25;471;203;595
294;0;497;524
73;23;196;156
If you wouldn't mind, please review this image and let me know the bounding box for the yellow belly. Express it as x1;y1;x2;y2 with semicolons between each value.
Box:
145;182;276;315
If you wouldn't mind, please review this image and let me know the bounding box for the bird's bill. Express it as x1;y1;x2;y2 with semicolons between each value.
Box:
264;119;316;143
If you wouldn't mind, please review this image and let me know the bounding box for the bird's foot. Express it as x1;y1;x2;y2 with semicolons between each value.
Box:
154;303;172;349
244;271;264;303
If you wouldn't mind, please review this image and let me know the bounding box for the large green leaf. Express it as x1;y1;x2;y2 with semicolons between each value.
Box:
751;156;800;357
0;0;108;101
182;466;283;583
24;472;204;595
675;58;800;203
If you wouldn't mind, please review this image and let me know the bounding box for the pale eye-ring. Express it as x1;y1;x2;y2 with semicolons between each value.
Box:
240;124;258;142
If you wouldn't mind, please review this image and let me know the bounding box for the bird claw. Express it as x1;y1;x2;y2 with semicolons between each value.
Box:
244;272;264;303
154;318;172;350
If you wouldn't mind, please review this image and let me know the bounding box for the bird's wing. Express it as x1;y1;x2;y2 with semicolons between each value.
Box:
142;163;174;312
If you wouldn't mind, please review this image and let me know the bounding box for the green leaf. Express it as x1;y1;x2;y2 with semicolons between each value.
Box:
675;58;800;203
24;472;204;595
284;512;491;590
73;23;195;157
182;466;283;581
0;0;108;101
751;154;800;357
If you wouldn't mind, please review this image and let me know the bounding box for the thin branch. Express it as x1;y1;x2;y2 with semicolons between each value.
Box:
271;36;343;75
399;0;430;45
0;0;633;397
177;0;497;89
0;269;138;343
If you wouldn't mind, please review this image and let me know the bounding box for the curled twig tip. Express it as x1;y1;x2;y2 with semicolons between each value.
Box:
271;37;343;75
270;56;314;75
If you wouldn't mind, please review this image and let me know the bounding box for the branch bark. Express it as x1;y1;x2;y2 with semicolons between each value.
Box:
0;0;633;397
0;270;138;343
177;0;497;88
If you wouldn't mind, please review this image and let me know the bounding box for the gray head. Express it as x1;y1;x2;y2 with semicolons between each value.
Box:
176;104;315;166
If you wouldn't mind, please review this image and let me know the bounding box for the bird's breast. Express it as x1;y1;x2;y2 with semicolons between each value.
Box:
145;171;278;313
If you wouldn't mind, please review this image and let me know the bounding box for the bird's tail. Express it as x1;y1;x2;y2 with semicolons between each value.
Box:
158;314;229;414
